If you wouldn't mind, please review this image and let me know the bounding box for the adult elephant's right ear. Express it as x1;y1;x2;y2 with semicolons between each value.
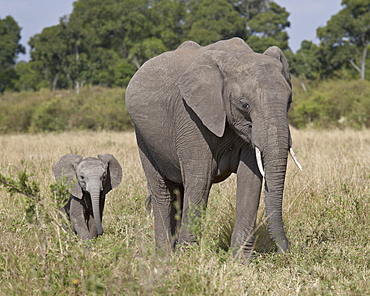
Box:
54;154;84;198
178;51;226;138
263;46;291;87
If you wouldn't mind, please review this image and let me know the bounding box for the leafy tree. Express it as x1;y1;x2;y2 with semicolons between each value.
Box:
0;16;25;92
229;0;268;21
287;40;322;91
317;0;370;80
29;24;68;91
14;60;48;91
124;0;186;67
246;2;290;52
26;0;293;91
70;0;152;68
183;0;290;50
28;0;186;89
184;0;245;45
29;15;100;92
148;0;186;49
229;0;290;52
59;16;94;92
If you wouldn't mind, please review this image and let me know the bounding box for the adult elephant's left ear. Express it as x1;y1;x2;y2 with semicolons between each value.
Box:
263;46;291;87
178;51;227;138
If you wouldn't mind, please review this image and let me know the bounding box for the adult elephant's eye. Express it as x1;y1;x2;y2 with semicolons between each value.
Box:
239;97;250;111
242;102;250;110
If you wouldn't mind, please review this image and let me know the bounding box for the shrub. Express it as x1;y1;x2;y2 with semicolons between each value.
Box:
0;87;133;133
289;79;370;129
0;165;70;224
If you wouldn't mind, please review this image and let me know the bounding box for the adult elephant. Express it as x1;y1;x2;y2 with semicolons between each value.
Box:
126;37;301;260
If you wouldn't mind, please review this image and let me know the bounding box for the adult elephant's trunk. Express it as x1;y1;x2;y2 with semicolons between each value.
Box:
90;187;104;236
263;148;289;252
256;108;290;253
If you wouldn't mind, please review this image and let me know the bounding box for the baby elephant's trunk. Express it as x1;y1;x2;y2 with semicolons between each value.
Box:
90;188;103;236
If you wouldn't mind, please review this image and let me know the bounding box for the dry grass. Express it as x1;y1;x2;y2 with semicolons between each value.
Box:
0;129;369;295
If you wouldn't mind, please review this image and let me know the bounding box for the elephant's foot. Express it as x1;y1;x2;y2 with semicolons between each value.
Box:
232;248;255;264
174;241;197;254
174;232;198;252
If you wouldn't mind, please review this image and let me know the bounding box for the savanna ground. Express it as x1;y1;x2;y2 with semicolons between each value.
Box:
0;129;369;295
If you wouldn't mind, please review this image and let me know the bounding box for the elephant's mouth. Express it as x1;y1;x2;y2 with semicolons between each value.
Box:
254;146;302;177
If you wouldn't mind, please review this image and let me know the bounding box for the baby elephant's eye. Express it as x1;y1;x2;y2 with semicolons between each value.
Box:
102;173;107;181
80;175;85;180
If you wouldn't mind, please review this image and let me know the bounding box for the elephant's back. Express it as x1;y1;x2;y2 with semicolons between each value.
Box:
126;44;204;120
126;38;253;113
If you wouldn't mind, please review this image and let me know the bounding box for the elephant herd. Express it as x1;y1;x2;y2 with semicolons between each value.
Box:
55;37;301;262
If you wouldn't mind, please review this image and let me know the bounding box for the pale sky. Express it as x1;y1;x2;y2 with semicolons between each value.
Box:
275;0;343;50
0;0;343;61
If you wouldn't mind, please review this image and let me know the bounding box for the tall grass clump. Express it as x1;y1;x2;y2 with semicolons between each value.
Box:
0;129;369;294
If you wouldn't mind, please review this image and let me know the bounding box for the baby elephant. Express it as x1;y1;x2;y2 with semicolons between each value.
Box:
54;154;122;239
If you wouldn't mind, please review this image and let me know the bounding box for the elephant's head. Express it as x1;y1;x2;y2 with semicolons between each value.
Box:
178;46;300;252
54;154;122;236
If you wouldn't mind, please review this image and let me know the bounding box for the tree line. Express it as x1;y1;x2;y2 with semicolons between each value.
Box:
1;0;370;93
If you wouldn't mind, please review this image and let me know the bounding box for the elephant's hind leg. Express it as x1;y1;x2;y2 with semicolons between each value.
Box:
149;179;182;251
137;139;179;252
176;153;214;247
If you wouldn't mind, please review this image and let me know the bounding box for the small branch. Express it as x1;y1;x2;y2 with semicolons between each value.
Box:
361;45;368;80
132;56;141;69
348;59;361;73
298;76;308;93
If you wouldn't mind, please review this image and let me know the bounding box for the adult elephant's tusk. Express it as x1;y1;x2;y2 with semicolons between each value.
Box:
289;147;302;171
255;147;265;178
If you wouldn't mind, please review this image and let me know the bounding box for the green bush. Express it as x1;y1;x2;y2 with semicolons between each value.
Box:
0;87;133;133
289;79;370;129
0;164;70;224
30;98;69;132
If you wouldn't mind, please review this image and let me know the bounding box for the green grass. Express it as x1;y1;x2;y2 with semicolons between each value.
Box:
0;129;369;295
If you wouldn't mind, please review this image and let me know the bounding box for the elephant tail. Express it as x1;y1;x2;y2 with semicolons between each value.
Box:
145;194;153;214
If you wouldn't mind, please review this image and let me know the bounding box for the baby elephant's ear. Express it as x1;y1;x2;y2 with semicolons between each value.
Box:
98;154;122;193
54;154;84;198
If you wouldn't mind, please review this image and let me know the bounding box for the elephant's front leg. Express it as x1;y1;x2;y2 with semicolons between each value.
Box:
231;148;263;261
87;213;98;238
69;197;93;240
176;159;213;247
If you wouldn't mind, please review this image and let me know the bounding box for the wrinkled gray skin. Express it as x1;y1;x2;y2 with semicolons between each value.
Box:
54;154;122;240
126;37;294;260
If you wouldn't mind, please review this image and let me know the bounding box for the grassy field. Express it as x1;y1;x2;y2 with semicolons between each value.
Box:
0;129;369;295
